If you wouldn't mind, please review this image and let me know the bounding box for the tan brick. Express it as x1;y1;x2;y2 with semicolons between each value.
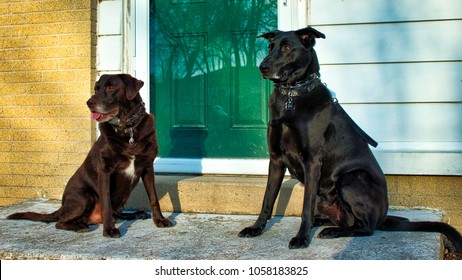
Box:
10;151;59;164
0;26;13;38
0;84;28;95
24;106;87;118
10;119;43;129
11;130;58;141
0;3;11;15
0;198;27;207
0;37;27;49
10;163;45;176
58;57;91;69
41;0;75;12
11;95;40;106
0;129;12;141
11;1;42;13
0;142;12;152
42;70;75;82
10;71;42;83
26;175;68;189
0;161;11;174
26;35;59;48
59;152;87;164
0;106;27;118
0;119;11;129
27;10;91;25
39;95;75;106
11;141;43;152
59;33;91;46
0;96;11;106
55;130;91;141
41;118;90;129
0;175;26;187
26;83;61;95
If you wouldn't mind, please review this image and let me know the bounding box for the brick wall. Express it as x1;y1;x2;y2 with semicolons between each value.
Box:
0;0;97;205
387;175;462;233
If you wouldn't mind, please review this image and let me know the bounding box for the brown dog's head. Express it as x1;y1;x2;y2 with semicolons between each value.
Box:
87;74;144;123
258;26;325;85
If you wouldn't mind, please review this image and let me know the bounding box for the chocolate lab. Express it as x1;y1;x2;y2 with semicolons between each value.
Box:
239;27;462;252
8;74;173;237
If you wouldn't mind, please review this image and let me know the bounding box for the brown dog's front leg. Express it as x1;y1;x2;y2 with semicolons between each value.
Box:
142;166;173;228
289;161;321;249
98;171;120;238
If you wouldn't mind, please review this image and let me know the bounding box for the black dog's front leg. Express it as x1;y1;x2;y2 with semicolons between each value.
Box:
239;160;286;237
289;159;321;249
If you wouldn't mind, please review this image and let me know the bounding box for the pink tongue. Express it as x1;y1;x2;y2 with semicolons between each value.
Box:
91;112;102;120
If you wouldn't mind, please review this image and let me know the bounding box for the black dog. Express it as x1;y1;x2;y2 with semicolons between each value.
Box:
8;74;173;237
239;27;462;252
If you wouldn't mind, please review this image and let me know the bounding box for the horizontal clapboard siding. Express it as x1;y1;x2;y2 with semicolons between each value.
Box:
309;0;462;175
310;0;462;24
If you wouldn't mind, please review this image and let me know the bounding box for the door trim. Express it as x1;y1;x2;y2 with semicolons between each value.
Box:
154;158;270;175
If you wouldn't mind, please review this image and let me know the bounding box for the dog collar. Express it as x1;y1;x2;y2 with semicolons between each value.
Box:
275;74;322;111
275;73;320;93
110;102;146;144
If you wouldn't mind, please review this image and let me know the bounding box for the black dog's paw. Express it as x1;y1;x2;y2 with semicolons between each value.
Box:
154;217;173;228
288;236;309;249
103;227;121;238
239;227;263;238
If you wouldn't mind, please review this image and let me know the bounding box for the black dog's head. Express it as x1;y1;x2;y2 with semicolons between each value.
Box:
258;27;325;85
87;74;144;123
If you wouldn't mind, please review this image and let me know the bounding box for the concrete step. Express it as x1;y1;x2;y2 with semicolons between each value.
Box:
125;175;304;215
0;198;444;259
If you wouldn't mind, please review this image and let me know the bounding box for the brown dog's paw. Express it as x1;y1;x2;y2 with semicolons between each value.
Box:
288;236;309;249
238;226;263;237
103;228;121;238
154;218;173;228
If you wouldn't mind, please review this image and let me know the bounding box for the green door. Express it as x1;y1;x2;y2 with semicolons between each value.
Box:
150;0;277;159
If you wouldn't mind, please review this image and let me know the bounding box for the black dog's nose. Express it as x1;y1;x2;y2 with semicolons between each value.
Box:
259;62;271;73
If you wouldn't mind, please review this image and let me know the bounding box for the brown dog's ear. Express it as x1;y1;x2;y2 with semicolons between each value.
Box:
257;30;281;41
120;74;144;100
295;26;326;48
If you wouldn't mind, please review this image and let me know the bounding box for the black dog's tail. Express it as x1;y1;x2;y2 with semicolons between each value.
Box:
7;210;59;223
379;215;462;253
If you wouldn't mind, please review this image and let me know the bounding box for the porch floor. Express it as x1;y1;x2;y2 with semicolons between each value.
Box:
0;198;443;260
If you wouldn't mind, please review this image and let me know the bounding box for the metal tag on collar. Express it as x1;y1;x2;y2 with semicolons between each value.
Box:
129;128;135;145
285;93;295;111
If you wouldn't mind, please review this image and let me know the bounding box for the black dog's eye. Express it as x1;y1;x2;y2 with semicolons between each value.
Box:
282;45;293;52
268;43;274;51
106;86;115;92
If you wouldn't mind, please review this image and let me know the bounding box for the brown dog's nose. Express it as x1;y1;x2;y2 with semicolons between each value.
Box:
87;97;97;108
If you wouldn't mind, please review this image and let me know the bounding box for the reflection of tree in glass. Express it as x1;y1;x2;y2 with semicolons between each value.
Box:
151;0;277;82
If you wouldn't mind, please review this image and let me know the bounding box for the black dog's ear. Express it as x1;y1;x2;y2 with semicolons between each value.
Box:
257;30;281;41
120;74;144;100
295;26;326;48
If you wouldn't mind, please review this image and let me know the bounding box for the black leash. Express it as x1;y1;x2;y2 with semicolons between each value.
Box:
332;99;378;148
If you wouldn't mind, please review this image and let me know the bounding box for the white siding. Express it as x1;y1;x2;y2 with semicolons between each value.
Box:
309;0;462;175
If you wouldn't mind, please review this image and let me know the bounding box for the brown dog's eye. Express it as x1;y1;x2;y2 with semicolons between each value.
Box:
106;86;114;91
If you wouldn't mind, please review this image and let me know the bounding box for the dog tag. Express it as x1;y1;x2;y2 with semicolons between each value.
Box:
129;128;135;145
285;100;294;111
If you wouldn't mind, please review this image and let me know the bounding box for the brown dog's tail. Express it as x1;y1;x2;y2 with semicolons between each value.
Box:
379;215;462;253
7;210;59;223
